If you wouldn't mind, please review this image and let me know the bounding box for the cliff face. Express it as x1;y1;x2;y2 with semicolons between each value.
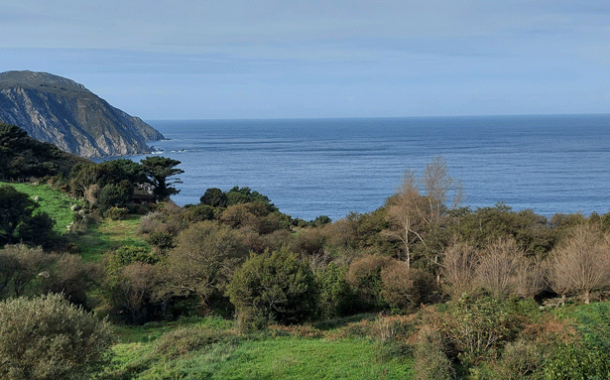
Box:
0;71;164;158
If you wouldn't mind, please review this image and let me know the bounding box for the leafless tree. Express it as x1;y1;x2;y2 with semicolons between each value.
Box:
440;238;478;298
384;156;462;267
547;224;610;304
475;237;524;299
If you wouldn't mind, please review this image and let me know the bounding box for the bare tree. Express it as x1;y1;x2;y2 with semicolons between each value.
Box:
547;224;610;304
385;156;462;268
475;237;523;299
440;238;478;298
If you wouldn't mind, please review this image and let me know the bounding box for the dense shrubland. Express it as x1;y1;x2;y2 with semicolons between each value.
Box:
2;126;610;378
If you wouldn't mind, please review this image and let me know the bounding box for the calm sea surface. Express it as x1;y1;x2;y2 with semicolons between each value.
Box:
124;115;609;221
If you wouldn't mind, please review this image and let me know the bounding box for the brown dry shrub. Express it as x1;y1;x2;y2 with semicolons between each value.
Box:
219;204;260;230
84;184;100;206
380;261;439;310
475;237;524;299
440;239;478;299
346;255;393;308
136;211;164;235
546;224;610;304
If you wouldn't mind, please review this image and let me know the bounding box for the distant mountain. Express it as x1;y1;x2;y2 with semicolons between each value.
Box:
0;70;164;158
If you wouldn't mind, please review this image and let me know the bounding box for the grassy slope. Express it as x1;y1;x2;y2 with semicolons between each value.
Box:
71;216;150;261
103;317;413;380
0;181;81;234
0;181;149;260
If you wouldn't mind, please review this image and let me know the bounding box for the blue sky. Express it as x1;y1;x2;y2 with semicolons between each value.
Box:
1;0;608;119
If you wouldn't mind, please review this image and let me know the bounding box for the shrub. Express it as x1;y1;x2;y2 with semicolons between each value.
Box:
0;244;54;299
445;292;519;366
0;294;112;380
227;248;319;328
183;203;216;222
98;181;132;210
345;254;392;311
161;221;249;310
106;206;129;220
380;262;439;310
147;231;174;250
413;327;454;380
441;240;478;299
42;253;101;308
316;262;356;318
108;262;159;324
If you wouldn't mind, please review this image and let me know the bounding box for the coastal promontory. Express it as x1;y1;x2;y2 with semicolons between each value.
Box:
0;70;164;158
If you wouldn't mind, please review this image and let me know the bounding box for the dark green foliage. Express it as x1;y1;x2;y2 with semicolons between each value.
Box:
200;187;228;208
104;246;162;324
227;248;319;327
450;204;556;257
316;262;356;318
0;123;85;181
69;160;144;207
98;180;133;211
226;186;278;212
311;215;332;227
140;156;184;201
445;292;520;366
0;293;112;380
544;342;610;380
0;185;56;248
147;231;174;249
105;245;160;276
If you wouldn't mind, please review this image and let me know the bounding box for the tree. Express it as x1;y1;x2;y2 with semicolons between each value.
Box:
161;221;249;310
0;185;56;247
384;156;462;267
200;187;228;208
227;247;318;327
547;224;610;304
0;245;53;299
0;294;112;380
140;156;184;201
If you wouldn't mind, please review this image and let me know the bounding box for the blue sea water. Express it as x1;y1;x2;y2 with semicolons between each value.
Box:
126;114;609;221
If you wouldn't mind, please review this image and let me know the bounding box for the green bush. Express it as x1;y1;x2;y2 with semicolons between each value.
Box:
0;293;112;380
106;206;129;220
316;262;356;318
445;292;520;366
98;181;132;210
146;231;174;249
413;327;454;380
227;248;319;328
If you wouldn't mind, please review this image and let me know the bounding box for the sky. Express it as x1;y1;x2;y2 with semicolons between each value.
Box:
1;0;608;120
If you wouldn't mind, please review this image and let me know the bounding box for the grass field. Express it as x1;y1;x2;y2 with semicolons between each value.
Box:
71;216;150;261
101;316;413;380
0;181;82;234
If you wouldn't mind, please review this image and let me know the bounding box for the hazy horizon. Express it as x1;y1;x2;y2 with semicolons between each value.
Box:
1;1;608;120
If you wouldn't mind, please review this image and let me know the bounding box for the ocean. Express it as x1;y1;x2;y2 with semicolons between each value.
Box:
122;114;609;221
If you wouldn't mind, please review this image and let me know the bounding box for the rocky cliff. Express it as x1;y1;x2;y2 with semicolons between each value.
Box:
0;71;164;158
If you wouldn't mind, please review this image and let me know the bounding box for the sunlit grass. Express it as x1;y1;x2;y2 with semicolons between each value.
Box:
71;215;150;261
0;181;81;234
